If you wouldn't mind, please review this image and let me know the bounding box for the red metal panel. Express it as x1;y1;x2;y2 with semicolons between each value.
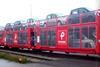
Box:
34;21;41;49
57;26;68;48
0;31;5;46
6;31;14;48
96;11;100;54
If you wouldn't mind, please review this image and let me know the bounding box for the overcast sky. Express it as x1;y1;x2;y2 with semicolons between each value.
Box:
0;0;98;26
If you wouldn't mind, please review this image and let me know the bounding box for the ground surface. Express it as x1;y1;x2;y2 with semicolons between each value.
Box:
0;57;100;67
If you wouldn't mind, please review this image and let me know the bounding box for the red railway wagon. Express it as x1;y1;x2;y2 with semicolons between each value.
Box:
4;19;35;49
5;23;16;48
0;27;6;47
33;10;100;55
0;7;100;55
12;19;35;50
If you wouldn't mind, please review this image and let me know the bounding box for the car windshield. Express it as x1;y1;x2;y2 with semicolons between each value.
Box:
46;13;64;19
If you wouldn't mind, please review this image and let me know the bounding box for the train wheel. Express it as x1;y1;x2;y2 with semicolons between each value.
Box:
86;54;89;56
37;50;42;52
12;48;18;51
9;47;12;49
49;50;53;53
65;52;69;54
19;48;23;50
4;46;9;49
29;48;33;51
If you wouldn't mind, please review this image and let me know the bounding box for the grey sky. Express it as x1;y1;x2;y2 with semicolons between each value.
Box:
0;0;98;26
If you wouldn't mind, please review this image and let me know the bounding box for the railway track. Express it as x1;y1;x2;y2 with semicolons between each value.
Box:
0;48;100;62
0;48;60;61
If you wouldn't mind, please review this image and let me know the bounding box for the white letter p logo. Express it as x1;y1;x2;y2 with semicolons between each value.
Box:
60;32;65;40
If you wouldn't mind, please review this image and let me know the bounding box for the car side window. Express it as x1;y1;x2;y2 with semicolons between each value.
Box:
52;15;57;18
79;8;89;14
47;14;57;19
47;15;51;19
71;9;79;15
